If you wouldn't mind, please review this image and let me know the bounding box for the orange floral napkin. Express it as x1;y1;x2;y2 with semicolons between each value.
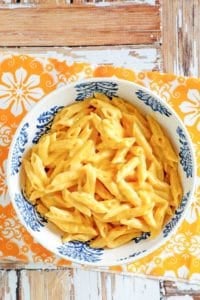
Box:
0;54;200;283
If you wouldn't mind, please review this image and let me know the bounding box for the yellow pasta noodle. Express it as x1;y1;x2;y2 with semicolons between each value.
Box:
22;93;183;248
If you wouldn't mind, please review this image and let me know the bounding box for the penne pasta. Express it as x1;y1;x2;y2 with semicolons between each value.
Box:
22;93;183;249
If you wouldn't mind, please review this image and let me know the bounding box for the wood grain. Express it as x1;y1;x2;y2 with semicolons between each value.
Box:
18;269;161;300
162;0;200;77
0;4;160;46
0;270;17;300
20;269;74;300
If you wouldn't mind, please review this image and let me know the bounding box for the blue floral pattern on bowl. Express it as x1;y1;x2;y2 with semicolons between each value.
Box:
75;81;118;100
176;126;193;178
32;105;64;144
133;232;151;243
119;249;146;262
14;193;46;232
11;123;29;175
57;241;103;263
135;90;172;117
163;191;190;238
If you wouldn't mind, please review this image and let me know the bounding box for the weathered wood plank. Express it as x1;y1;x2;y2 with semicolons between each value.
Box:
19;269;74;300
3;0;157;4
18;269;161;300
0;45;161;72
163;281;200;297
0;270;17;300
0;4;160;46
73;269;102;300
162;0;200;77
102;274;160;300
1;268;200;299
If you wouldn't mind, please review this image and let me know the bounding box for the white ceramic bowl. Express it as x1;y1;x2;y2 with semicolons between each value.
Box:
7;78;196;266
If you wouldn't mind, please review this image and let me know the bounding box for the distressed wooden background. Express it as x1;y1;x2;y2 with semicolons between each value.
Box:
0;0;200;299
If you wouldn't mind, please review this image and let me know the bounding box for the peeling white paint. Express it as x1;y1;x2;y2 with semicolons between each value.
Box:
178;8;182;28
175;281;200;292
62;269;161;300
3;46;160;73
70;48;159;71
109;275;160;300
95;2;114;7
104;274;112;300
167;296;193;300
0;4;35;9
5;270;17;300
191;40;198;77
0;0;156;8
134;277;160;300
120;0;156;4
185;23;188;33
73;269;102;300
2;269;200;299
20;271;31;300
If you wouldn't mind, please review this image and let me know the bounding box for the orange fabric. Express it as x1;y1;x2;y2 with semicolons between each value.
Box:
0;55;199;282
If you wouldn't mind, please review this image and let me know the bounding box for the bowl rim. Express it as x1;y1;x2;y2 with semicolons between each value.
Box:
6;77;197;266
